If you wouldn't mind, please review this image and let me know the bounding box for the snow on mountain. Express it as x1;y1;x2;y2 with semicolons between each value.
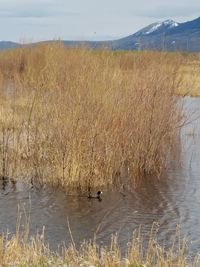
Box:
162;19;179;27
144;20;179;35
145;23;162;34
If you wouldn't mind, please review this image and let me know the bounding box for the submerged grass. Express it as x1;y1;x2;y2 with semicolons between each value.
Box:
0;44;185;190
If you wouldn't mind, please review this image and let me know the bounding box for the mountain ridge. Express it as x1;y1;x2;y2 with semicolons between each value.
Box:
1;16;200;52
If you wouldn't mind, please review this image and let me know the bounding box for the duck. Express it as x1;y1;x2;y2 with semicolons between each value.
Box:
88;190;103;201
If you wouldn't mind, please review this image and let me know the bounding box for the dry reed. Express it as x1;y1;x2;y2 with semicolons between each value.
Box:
0;44;184;191
0;220;198;267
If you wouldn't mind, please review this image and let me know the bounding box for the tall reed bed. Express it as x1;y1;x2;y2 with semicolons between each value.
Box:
0;44;184;190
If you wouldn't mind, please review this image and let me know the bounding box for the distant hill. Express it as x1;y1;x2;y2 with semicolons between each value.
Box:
116;17;200;52
1;16;200;52
62;16;200;52
0;41;19;50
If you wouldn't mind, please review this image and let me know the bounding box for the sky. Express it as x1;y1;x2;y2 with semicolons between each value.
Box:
0;0;200;42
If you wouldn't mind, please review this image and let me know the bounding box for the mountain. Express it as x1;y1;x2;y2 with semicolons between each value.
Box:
60;17;200;52
0;41;19;50
1;17;200;52
134;20;179;36
106;17;200;51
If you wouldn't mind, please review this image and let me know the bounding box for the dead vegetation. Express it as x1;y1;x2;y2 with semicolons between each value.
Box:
0;219;198;267
0;44;184;191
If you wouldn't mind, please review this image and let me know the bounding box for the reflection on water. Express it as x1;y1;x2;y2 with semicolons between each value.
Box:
0;97;200;256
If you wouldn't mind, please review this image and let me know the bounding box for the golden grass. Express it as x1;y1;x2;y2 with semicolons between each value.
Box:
0;214;200;267
0;44;185;190
0;221;199;267
177;53;200;96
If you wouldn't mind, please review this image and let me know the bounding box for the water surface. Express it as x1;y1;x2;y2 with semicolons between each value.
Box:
0;97;200;256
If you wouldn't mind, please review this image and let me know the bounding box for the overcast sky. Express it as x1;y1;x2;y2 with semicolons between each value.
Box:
0;0;200;42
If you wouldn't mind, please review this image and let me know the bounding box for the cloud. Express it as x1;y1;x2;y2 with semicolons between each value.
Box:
1;0;200;20
0;0;80;18
0;0;200;41
128;1;200;19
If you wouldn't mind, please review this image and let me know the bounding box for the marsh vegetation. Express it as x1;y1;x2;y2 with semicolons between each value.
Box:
0;45;200;266
0;44;186;191
0;217;199;267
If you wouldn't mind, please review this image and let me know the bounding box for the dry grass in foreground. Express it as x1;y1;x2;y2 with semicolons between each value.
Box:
0;222;199;267
0;45;184;190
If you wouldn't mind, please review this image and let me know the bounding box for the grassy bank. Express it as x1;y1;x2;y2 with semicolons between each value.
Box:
0;45;184;190
0;222;198;267
178;53;200;97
